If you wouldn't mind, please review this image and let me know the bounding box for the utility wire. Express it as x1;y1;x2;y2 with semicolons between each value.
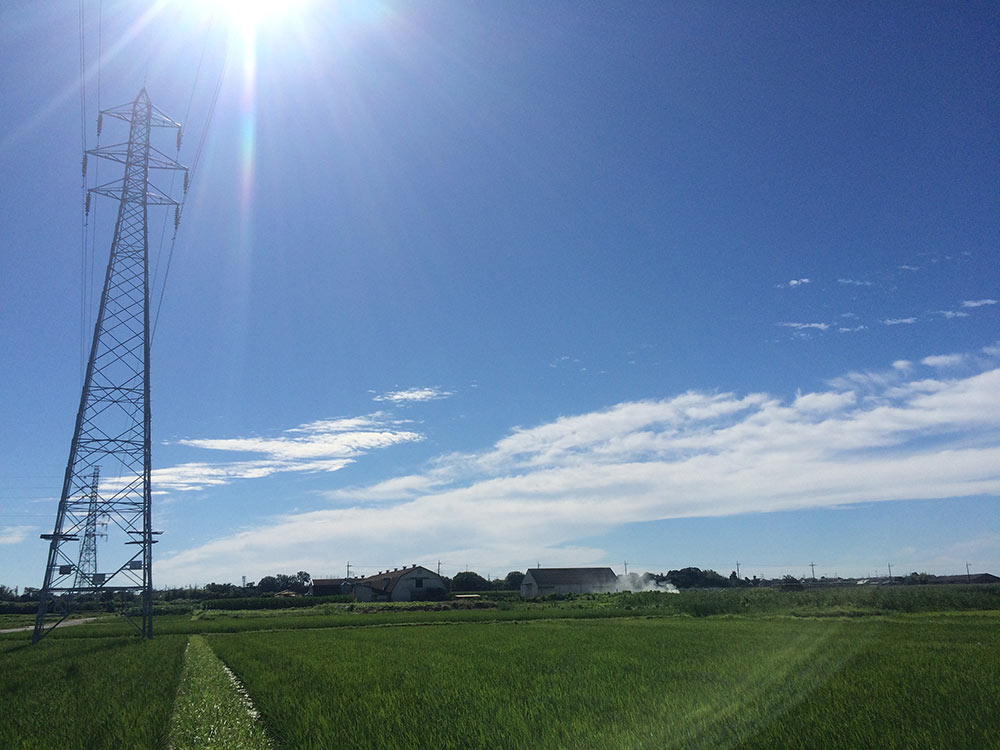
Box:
87;0;103;361
78;0;89;380
151;21;214;301
79;0;104;384
151;30;229;343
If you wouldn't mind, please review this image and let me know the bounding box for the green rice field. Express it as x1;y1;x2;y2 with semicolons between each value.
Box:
1;588;998;749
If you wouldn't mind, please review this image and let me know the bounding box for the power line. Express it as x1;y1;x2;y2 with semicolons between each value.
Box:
151;19;216;315
80;0;104;383
151;25;229;343
78;0;89;380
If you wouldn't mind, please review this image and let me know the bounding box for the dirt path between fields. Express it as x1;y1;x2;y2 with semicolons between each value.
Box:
0;616;100;634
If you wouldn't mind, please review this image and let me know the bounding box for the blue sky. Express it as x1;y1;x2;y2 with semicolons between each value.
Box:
1;1;998;588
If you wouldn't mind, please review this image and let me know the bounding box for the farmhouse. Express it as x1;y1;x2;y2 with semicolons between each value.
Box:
931;573;1000;585
353;565;448;602
520;567;618;598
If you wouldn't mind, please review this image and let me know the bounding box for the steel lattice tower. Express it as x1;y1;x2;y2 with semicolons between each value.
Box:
33;89;186;643
72;466;102;589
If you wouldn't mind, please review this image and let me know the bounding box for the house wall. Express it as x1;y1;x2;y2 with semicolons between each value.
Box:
520;571;618;598
390;569;447;601
520;573;539;598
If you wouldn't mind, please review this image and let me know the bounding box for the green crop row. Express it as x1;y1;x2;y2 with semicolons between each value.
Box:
24;584;997;641
205;613;1000;749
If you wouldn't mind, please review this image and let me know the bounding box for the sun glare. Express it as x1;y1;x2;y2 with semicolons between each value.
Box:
210;0;310;37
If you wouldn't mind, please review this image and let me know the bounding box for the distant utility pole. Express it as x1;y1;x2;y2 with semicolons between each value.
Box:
346;562;352;579
624;561;628;576
887;563;892;579
242;576;246;589
736;561;741;578
436;560;441;576
809;562;816;580
966;562;971;583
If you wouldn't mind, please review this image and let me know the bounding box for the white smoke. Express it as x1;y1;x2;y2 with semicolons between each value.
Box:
616;573;679;594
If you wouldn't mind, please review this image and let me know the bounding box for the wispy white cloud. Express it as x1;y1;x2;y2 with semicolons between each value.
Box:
157;415;424;492
288;415;393;433
825;359;924;392
922;354;966;368
777;322;829;331
935;310;970;319
899;265;921;272
882;317;917;326
325;473;447;502
838;325;867;333
837;278;873;287
179;431;417;461
151;458;355;493
0;526;33;545
776;278;811;289
158;351;1000;585
962;299;997;309
372;387;453;403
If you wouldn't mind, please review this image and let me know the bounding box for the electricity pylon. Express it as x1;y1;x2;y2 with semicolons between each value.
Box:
33;89;186;643
72;466;102;589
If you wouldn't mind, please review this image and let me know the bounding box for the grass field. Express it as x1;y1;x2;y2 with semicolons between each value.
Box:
204;613;999;750
1;588;998;749
0;634;187;749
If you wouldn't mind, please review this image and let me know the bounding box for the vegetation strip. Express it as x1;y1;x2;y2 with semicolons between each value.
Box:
168;635;273;750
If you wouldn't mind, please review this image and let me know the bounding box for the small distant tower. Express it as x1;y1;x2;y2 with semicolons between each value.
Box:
72;466;101;589
33;89;187;643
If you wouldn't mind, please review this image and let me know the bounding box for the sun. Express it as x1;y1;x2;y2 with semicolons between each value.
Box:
208;0;311;38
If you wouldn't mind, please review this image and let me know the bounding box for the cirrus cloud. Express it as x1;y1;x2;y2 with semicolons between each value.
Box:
0;525;33;546
155;414;424;492
372;387;454;404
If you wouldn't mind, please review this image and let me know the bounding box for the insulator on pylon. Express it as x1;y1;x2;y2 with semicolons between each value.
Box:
82;153;88;178
183;171;190;194
96;113;103;137
85;192;91;216
174;205;181;230
176;128;182;150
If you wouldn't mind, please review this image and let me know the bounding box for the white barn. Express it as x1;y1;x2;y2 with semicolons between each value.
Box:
520;567;618;598
353;565;448;602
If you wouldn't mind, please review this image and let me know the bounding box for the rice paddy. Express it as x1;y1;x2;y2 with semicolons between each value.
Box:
1;588;997;749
